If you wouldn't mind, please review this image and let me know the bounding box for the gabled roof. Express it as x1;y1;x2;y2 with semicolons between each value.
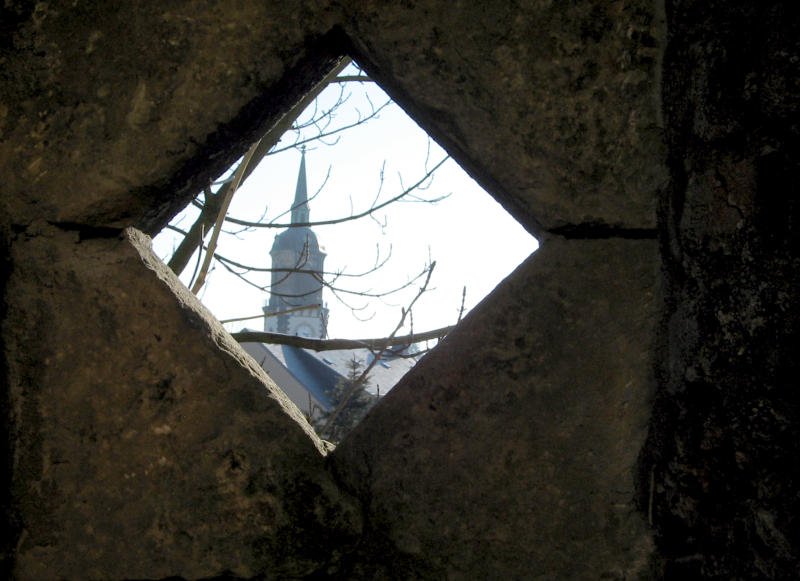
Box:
243;334;419;410
264;343;340;410
306;347;418;397
263;343;417;399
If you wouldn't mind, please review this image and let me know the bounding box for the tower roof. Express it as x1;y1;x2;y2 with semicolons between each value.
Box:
271;148;323;255
290;147;310;224
271;226;322;255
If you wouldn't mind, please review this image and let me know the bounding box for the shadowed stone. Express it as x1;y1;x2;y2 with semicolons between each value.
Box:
340;0;668;233
2;0;797;577
0;1;340;232
0;1;666;236
332;238;661;578
5;225;359;579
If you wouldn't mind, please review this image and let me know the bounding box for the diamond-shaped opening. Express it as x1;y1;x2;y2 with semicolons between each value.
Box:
153;59;537;442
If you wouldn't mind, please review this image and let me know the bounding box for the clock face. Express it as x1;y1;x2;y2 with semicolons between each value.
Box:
295;323;314;338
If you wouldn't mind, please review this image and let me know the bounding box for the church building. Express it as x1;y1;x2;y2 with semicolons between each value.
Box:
263;147;329;338
241;149;417;426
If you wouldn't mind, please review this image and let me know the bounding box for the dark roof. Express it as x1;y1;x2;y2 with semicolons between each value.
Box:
254;342;337;410
271;226;322;254
307;347;417;397
260;342;418;403
290;147;310;224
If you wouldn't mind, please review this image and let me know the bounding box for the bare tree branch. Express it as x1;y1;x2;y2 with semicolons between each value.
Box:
222;156;449;230
319;262;437;437
267;100;391;156
220;303;321;325
213;245;391;278
457;286;467;323
231;324;452;352
334;75;374;83
191;141;258;294
167;57;353;276
212;239;431;300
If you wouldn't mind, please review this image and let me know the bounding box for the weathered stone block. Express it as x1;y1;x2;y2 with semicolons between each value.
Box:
0;1;339;232
332;237;661;578
5;225;359;579
1;1;666;236
342;0;668;233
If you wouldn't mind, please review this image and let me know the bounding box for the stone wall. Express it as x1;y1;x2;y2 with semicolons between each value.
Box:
332;238;660;578
639;2;800;577
1;1;797;578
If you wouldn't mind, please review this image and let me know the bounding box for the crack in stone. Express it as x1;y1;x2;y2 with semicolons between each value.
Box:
46;221;124;241
548;223;659;239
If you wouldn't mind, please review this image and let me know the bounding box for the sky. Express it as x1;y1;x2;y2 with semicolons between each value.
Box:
152;64;538;340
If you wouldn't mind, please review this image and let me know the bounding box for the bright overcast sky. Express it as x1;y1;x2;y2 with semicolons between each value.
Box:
153;64;538;340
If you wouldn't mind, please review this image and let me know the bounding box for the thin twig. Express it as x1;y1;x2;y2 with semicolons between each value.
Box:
191;141;259;294
223;156;449;229
219;303;322;325
320;262;437;436
457;286;467;323
187;223;205;290
168;57;352;276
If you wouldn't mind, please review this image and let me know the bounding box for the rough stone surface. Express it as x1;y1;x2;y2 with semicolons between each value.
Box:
0;1;340;232
4;226;360;579
1;1;797;578
332;238;661;579
341;0;668;233
638;2;800;577
0;0;666;237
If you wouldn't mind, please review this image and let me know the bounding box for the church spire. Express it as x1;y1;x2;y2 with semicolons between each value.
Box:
291;146;310;224
264;146;328;338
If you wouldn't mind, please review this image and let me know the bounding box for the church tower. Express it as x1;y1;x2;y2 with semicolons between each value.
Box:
263;148;329;338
